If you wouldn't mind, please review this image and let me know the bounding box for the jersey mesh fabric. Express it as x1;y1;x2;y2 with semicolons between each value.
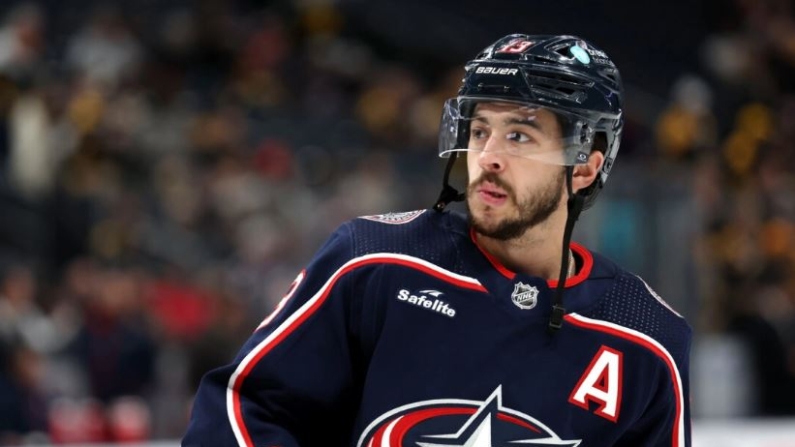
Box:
585;270;690;361
348;213;476;276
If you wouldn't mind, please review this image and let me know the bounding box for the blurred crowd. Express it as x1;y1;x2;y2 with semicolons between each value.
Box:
0;0;793;443
660;0;795;416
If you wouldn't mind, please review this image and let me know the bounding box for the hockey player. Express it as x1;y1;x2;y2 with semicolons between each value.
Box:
183;34;692;447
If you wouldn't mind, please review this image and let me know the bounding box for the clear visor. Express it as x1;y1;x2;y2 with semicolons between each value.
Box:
438;97;596;166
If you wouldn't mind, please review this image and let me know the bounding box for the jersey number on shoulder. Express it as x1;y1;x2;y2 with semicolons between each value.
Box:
256;269;306;331
568;345;623;422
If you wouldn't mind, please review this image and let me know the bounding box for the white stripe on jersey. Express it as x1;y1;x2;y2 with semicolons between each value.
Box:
567;313;686;447
226;252;484;447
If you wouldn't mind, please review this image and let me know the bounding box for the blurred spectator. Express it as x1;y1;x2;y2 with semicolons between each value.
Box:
0;3;44;82
65;6;142;90
0;341;48;443
655;74;718;161
65;266;155;403
7;87;64;200
0;264;60;354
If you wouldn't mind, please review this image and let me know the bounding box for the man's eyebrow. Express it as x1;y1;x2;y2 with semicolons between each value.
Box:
471;113;549;134
505;117;543;131
471;114;542;128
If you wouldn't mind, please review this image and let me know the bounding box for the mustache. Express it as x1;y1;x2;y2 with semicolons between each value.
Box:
468;172;515;197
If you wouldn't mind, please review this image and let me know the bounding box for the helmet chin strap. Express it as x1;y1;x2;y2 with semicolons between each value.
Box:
434;156;584;332
433;153;466;212
549;165;585;332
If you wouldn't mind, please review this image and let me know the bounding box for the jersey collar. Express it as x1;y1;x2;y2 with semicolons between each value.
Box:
469;227;594;288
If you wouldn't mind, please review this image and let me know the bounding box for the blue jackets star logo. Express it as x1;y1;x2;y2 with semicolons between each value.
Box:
358;386;580;447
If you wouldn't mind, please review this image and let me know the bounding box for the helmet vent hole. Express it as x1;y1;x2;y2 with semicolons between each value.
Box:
526;72;590;87
555;86;575;95
553;46;573;58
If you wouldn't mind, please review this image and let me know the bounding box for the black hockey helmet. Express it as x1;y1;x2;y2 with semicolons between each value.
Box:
436;34;624;210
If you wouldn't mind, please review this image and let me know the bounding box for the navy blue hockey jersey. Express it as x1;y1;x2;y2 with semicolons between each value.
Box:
183;209;692;447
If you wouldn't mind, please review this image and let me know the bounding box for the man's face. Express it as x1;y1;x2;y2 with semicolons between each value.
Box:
465;101;566;240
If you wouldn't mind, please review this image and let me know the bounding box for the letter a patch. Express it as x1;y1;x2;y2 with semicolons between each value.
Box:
568;345;623;422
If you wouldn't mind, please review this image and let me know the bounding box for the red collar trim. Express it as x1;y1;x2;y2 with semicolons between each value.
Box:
470;228;516;279
469;228;593;288
547;242;593;288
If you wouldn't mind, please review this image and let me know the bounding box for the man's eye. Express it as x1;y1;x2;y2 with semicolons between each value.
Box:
506;132;531;143
471;128;487;139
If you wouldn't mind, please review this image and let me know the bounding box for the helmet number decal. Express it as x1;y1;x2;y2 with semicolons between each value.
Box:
496;38;534;54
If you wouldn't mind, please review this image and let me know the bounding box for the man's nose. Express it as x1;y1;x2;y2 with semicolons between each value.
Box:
477;135;506;172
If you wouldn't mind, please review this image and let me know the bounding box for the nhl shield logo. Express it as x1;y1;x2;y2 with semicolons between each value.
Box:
511;282;539;310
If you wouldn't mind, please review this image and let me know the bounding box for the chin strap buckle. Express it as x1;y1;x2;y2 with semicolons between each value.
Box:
548;304;566;332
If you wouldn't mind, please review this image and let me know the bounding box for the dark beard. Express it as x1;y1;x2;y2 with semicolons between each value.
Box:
467;171;564;241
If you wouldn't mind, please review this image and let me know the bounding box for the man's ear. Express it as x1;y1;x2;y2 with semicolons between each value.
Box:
572;151;604;193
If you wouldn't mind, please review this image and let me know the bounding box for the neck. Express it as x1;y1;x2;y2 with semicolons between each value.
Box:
474;214;571;280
